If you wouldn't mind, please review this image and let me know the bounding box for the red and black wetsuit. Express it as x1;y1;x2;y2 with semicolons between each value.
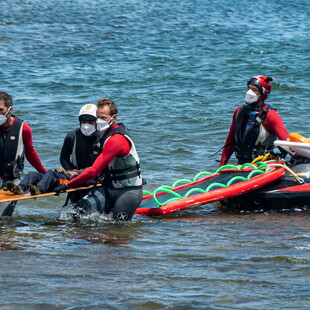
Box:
220;104;288;165
0;115;46;182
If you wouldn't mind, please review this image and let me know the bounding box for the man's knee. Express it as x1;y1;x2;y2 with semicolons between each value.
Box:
113;192;142;221
114;211;131;221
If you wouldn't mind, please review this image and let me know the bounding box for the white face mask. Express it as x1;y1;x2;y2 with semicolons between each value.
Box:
0;107;11;126
96;117;113;132
80;123;96;136
245;89;259;104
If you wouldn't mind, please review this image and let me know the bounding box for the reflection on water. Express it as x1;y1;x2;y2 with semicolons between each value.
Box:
0;212;151;250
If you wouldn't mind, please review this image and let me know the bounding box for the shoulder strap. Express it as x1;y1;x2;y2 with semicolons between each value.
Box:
256;104;274;125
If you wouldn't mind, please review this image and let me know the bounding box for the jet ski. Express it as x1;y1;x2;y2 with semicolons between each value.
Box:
221;133;310;211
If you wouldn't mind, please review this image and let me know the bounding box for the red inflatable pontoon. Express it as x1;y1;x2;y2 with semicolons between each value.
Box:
136;164;285;216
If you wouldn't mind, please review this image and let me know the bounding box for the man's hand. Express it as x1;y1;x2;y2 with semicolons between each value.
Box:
55;167;66;174
54;184;68;194
65;171;78;180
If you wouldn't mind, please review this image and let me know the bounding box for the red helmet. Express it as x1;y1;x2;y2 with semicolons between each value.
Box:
247;76;275;101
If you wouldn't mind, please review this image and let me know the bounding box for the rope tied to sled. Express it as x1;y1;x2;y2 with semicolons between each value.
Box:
252;154;305;184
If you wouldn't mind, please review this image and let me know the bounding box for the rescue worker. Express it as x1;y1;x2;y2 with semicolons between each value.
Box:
60;103;103;172
55;98;143;221
58;103;104;203
0;91;46;188
0;91;46;216
219;76;289;165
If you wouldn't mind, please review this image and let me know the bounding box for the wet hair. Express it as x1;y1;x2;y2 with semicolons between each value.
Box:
96;98;118;115
0;92;13;107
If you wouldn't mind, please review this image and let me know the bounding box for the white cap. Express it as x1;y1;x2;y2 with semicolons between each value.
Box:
78;104;97;122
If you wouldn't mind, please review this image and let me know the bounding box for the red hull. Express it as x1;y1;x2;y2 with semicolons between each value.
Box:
136;166;285;216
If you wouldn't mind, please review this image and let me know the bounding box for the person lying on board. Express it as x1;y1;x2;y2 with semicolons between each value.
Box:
219;76;289;166
5;168;86;196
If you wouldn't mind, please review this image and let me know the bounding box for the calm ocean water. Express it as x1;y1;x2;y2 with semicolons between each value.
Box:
0;0;309;309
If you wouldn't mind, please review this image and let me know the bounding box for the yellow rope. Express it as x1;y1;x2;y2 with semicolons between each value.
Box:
251;153;281;164
252;154;304;183
267;163;304;184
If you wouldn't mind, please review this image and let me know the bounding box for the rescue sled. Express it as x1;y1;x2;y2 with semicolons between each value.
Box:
221;133;310;211
136;162;285;216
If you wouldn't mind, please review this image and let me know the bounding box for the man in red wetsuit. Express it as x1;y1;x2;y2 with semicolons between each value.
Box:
55;98;143;221
0;92;46;216
219;76;289;166
0;91;46;188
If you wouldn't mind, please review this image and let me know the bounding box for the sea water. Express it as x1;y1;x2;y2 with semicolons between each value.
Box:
0;0;309;309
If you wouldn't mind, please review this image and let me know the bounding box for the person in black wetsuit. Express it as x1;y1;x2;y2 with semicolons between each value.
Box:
60;103;103;172
58;103;104;202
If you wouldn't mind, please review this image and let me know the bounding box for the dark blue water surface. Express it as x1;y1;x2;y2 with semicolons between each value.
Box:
0;1;309;309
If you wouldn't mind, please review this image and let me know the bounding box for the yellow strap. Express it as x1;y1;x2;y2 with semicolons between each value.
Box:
251;153;272;164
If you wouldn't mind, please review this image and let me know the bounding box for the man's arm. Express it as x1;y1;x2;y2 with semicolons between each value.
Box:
22;122;47;173
60;131;76;170
219;108;239;166
67;134;130;187
264;110;289;140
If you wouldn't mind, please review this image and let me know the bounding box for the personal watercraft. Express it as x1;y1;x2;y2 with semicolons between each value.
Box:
221;133;310;211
